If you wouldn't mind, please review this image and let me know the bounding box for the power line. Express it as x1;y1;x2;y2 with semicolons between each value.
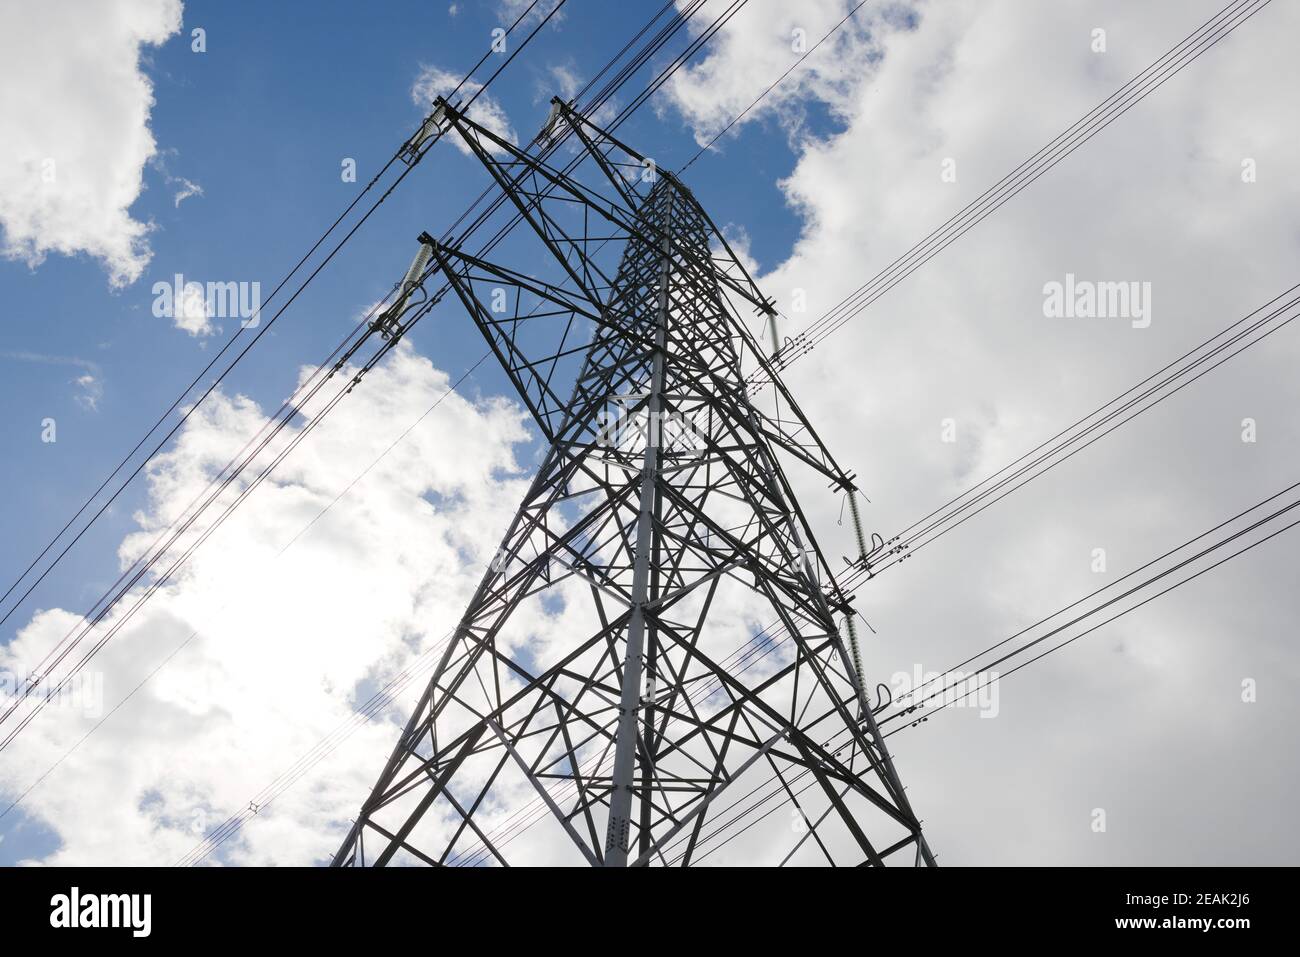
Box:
0;0;571;746
794;0;1269;353
864;285;1300;583
0;0;561;635
879;480;1300;728
0;353;495;828
679;482;1300;863
750;0;1270;389
892;506;1300;730
6;0;703;840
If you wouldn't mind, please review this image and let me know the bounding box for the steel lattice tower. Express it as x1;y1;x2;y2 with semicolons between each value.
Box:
332;98;935;867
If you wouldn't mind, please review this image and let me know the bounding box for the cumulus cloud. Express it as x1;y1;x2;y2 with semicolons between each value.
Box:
661;0;1300;863
411;66;517;157
0;0;182;288
173;280;216;337
0;343;536;865
662;0;904;151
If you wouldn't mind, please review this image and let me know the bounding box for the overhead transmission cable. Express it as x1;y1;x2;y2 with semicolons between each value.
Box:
671;482;1300;863
746;0;1270;389
0;0;560;635
0;1;569;741
8;0;702;763
878;480;1300;729
862;283;1300;583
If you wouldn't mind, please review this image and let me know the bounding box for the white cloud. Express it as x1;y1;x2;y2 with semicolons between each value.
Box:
661;0;1300;863
411;66;517;158
0;349;99;374
0;0;182;288
171;179;203;207
662;0;899;151
73;373;103;412
173;281;216;337
0;342;536;865
150;149;204;208
496;0;566;27
546;62;582;102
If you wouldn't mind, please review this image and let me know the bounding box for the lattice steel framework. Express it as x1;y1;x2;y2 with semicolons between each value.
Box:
332;99;935;867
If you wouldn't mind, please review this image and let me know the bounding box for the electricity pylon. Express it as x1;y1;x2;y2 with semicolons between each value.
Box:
332;98;935;867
